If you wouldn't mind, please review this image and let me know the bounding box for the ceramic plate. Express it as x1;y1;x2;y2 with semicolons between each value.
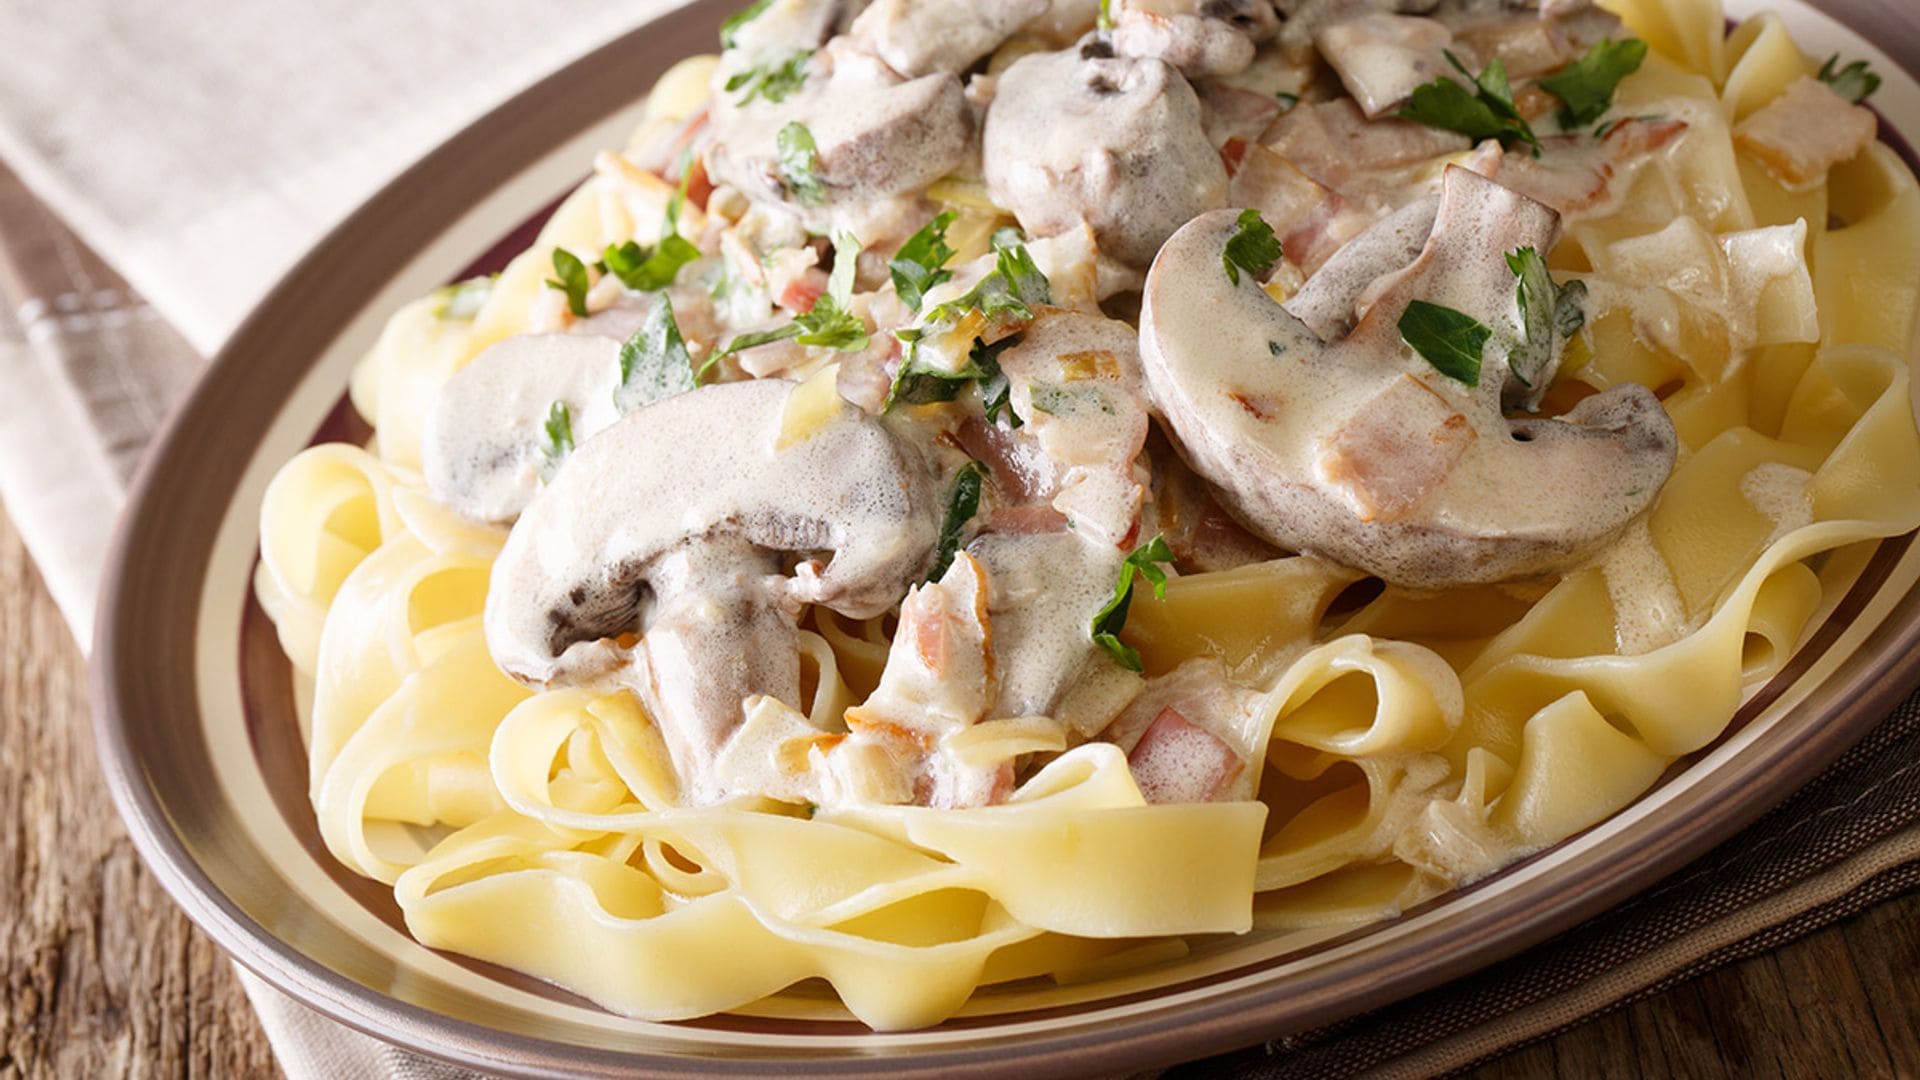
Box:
92;1;1920;1075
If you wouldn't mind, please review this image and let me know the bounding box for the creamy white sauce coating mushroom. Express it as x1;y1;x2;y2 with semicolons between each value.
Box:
484;379;942;802
983;47;1227;266
1140;167;1678;587
417;0;1792;810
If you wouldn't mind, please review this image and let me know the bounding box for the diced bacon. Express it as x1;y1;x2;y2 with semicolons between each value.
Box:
681;155;715;212
955;415;1062;503
1488;118;1688;214
1199;82;1285;149
978;504;1071;535
778;272;827;315
1127;708;1245;804
1316;14;1457;119
1452;16;1573;80
1228;144;1347;272
1263;98;1470;190
1733;77;1877;191
1316;374;1475;522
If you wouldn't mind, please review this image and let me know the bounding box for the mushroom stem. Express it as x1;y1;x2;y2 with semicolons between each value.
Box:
639;538;801;799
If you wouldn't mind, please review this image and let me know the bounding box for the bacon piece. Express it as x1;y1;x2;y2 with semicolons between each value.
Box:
778;272;827;315
1263;98;1470;190
1127;708;1245;803
1200;81;1285;148
1315;374;1475;522
1487;117;1688;215
1228;144;1347;272
1734;76;1877;191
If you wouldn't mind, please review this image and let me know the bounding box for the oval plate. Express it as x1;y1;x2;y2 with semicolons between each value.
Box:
92;1;1920;1075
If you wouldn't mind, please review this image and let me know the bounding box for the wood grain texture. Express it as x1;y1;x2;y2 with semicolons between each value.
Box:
3;486;1918;1080
0;506;278;1079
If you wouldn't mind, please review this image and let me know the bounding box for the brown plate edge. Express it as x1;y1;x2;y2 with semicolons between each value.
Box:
86;5;1920;1080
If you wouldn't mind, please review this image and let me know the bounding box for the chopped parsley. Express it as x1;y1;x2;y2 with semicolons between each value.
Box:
1505;247;1587;390
1818;54;1881;104
890;211;957;312
1398;300;1490;386
699;234;870;380
1399;53;1540;155
545;248;592;317
540;400;573;480
725;50;812;105
1539;38;1649;128
430;276;493;320
1222;209;1282;286
602;235;701;293
1090;535;1176;672
1274;91;1301;110
614;296;696;413
718;0;773;48
884;240;1051;413
776;122;826;207
1097;0;1113;33
927;462;986;582
921;237;1052;327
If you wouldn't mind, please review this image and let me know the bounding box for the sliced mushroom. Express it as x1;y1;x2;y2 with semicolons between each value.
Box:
849;0;1050;77
485;378;942;801
421;334;623;524
706;39;971;229
983;48;1226;266
1283;194;1439;339
1111;0;1279;78
1139;166;1678;587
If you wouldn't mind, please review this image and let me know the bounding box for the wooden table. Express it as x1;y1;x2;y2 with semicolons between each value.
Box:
2;503;1916;1079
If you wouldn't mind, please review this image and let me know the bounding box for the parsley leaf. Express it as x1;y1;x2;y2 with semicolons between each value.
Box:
1090;535;1176;672
1398;300;1490;386
1222;208;1282;286
1539;38;1649;128
922;239;1052;327
719;0;773;48
1097;0;1113;33
891;211;957;312
1505;246;1586;390
1399;52;1540;155
545;248;592;317
885;241;1050;413
602;236;701;293
928;462;986;582
540;401;574;480
614;297;695;413
777;122;826;207
699;235;869;380
884;333;1024;422
725;50;812;105
1818;54;1881;104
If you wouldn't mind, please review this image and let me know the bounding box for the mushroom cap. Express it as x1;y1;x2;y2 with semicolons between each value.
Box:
1139;166;1678;587
982;47;1227;266
485;378;942;685
421;334;621;524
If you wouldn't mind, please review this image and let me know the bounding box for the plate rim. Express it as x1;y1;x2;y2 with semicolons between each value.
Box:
88;1;1920;1076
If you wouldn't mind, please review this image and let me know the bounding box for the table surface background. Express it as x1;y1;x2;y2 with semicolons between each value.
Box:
1;508;1917;1075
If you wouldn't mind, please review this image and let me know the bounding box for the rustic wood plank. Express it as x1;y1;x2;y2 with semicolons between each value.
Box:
0;505;279;1079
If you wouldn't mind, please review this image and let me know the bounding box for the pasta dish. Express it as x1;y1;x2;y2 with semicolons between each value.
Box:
253;0;1920;1029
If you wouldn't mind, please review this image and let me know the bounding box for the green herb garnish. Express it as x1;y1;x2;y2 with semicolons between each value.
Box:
602;235;701;293
614;297;695;412
1817;54;1881;103
1398;300;1490;386
719;0;773;48
1222;209;1282;286
545;248;592;317
928;462;987;582
1090;536;1176;672
1275;91;1300;110
699;234;870;380
1505;247;1587;389
777;121;825;207
725;50;812;105
1539;38;1649;128
890;211;957;312
1399;52;1540;155
540;400;574;479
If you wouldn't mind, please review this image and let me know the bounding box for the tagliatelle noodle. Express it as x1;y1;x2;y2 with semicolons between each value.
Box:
253;0;1920;1029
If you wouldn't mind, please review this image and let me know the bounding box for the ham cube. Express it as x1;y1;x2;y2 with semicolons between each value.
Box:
1127;708;1245;804
1734;77;1877;191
